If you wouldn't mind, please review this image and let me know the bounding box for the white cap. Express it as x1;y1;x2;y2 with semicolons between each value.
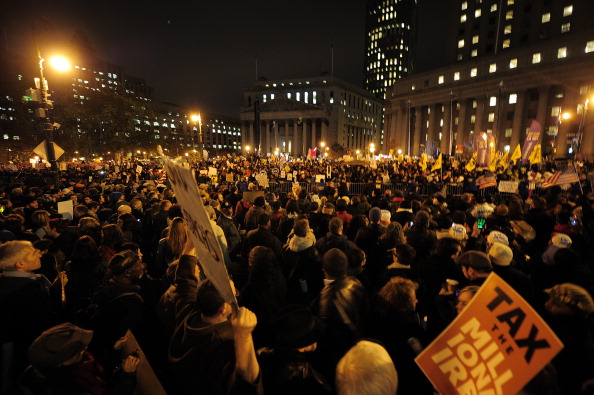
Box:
551;233;572;248
449;224;467;240
488;243;513;266
380;210;391;223
487;230;509;246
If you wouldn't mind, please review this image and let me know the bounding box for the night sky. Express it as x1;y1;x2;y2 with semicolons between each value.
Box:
2;0;446;117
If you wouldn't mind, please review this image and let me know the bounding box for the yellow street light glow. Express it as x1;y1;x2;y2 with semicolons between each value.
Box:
320;141;325;148
245;145;251;151
191;114;200;122
397;149;402;154
185;153;189;156
137;150;141;154
562;112;571;120
49;56;71;72
356;149;360;154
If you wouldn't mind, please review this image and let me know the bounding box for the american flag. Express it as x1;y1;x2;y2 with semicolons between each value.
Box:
541;166;579;188
476;175;497;189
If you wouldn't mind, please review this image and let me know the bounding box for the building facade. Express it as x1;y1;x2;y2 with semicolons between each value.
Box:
385;0;594;159
240;76;383;156
364;0;416;99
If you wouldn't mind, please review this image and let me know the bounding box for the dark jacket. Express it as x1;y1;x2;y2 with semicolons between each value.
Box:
216;213;241;259
354;223;386;258
168;255;236;395
243;227;283;262
283;235;323;305
244;205;265;231
315;233;358;257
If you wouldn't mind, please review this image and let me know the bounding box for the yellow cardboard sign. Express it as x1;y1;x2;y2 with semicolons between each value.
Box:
416;273;563;395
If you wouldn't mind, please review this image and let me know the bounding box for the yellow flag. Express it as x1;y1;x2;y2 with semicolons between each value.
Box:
420;153;427;171
465;152;477;172
499;150;510;171
528;144;542;164
388;149;394;157
488;151;500;172
510;144;522;164
431;153;443;172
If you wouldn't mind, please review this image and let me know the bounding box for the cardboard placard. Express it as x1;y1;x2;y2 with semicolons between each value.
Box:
498;181;519;194
242;190;265;203
208;167;217;176
57;200;74;220
136;165;143;174
159;147;237;307
122;330;167;395
416;273;563;395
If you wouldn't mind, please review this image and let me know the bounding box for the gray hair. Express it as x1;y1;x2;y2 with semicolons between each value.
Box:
0;240;34;271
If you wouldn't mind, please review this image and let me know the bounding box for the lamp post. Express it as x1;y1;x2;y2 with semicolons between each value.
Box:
32;53;70;182
191;114;203;161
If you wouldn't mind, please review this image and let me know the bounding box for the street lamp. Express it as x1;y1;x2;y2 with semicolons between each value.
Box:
320;141;325;148
370;143;375;155
32;52;71;181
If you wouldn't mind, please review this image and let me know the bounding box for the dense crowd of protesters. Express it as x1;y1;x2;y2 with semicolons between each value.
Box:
1;154;594;395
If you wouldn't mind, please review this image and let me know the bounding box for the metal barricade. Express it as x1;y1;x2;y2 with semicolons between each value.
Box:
446;183;464;196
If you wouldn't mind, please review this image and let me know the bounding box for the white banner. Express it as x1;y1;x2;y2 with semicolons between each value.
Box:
158;147;237;307
498;181;519;194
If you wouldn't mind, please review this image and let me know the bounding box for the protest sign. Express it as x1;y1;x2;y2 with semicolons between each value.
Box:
416;273;563;395
122;330;166;395
158;147;237;307
57;200;74;220
498;181;519;194
280;170;286;178
208;167;217;176
136;165;143;174
199;169;208;175
315;174;325;183
226;173;234;182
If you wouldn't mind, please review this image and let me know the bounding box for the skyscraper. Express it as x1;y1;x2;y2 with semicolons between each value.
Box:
364;0;417;100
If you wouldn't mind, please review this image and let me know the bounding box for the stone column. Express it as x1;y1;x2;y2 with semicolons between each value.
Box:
302;120;308;155
536;86;551;146
264;121;271;155
284;120;290;153
390;109;400;152
427;104;437;148
311;119;317;148
321;120;328;146
456;99;468;150
293;120;300;156
474;97;486;135
510;90;526;150
556;87;577;158
413;106;423;155
581;106;594;160
401;104;411;155
441;101;452;155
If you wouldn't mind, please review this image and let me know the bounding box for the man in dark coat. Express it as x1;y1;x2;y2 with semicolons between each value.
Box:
217;201;242;262
243;213;283;262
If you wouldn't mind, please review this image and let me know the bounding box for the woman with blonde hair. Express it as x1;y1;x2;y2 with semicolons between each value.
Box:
31;210;51;239
155;217;188;278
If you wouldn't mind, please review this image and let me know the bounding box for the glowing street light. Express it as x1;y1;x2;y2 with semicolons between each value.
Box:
320;141;325;148
370;143;376;154
48;55;71;72
245;145;251;152
562;112;571;120
397;149;402;155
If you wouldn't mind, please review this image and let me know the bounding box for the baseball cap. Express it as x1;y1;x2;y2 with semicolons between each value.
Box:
28;323;93;368
487;230;509;246
551;233;572;248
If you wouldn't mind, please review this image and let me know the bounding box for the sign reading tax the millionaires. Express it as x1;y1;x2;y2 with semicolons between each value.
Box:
416;273;562;395
158;147;237;307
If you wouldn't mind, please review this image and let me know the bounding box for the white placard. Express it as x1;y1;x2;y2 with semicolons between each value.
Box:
158;147;237;307
136;165;143;174
315;174;325;183
208;167;217;176
498;181;519;193
57;200;74;220
255;172;269;188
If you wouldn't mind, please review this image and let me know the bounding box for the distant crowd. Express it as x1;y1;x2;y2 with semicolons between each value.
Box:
1;155;594;394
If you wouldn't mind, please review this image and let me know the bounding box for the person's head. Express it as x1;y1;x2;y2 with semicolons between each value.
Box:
392;243;416;267
322;202;335;215
248;246;277;288
101;223;125;248
31;210;50;228
292;218;309;237
254;196;265;208
160;199;172;212
107;249;145;282
286;199;299;214
204;205;217;221
196;279;231;320
74;205;89;218
117;205;132;216
544;283;594;317
486;230;509;249
456;285;480;315
27;323;93;369
329;217;344;236
458;251;492;280
413;210;430;229
70;235;99;262
167;217;188;257
336;340;398;395
369;207;381;224
436;237;463;261
0;240;42;272
336;198;348;212
530;196;546;210
257;213;271;228
378;276;419;312
346;247;366;276
488;243;513;267
323;248;349;280
78;217;100;230
381;222;406;245
274;305;322;352
220;201;233;215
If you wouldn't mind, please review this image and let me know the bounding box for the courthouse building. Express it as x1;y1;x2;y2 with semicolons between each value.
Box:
384;0;594;159
239;76;383;156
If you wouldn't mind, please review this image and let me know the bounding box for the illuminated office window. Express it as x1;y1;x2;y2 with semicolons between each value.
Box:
438;75;445;84
471;49;478;57
503;39;510;48
472;35;479;44
263;94;267;102
490;96;497;106
542;13;550;23
270;93;275;100
296;92;300;101
458;39;465;48
475;9;482;18
488;113;495;122
470;68;478;77
489;63;497;73
504;25;512;34
558;47;567;58
532;53;541;63
461;14;467;22
586;41;594;53
563;5;573;17
490;3;497;12
313;91;317;104
304;92;309;103
506;10;513;20
507;0;514;4
461;1;467;10
509;58;517;68
454;72;460;81
561;23;570;33
509;94;517;104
